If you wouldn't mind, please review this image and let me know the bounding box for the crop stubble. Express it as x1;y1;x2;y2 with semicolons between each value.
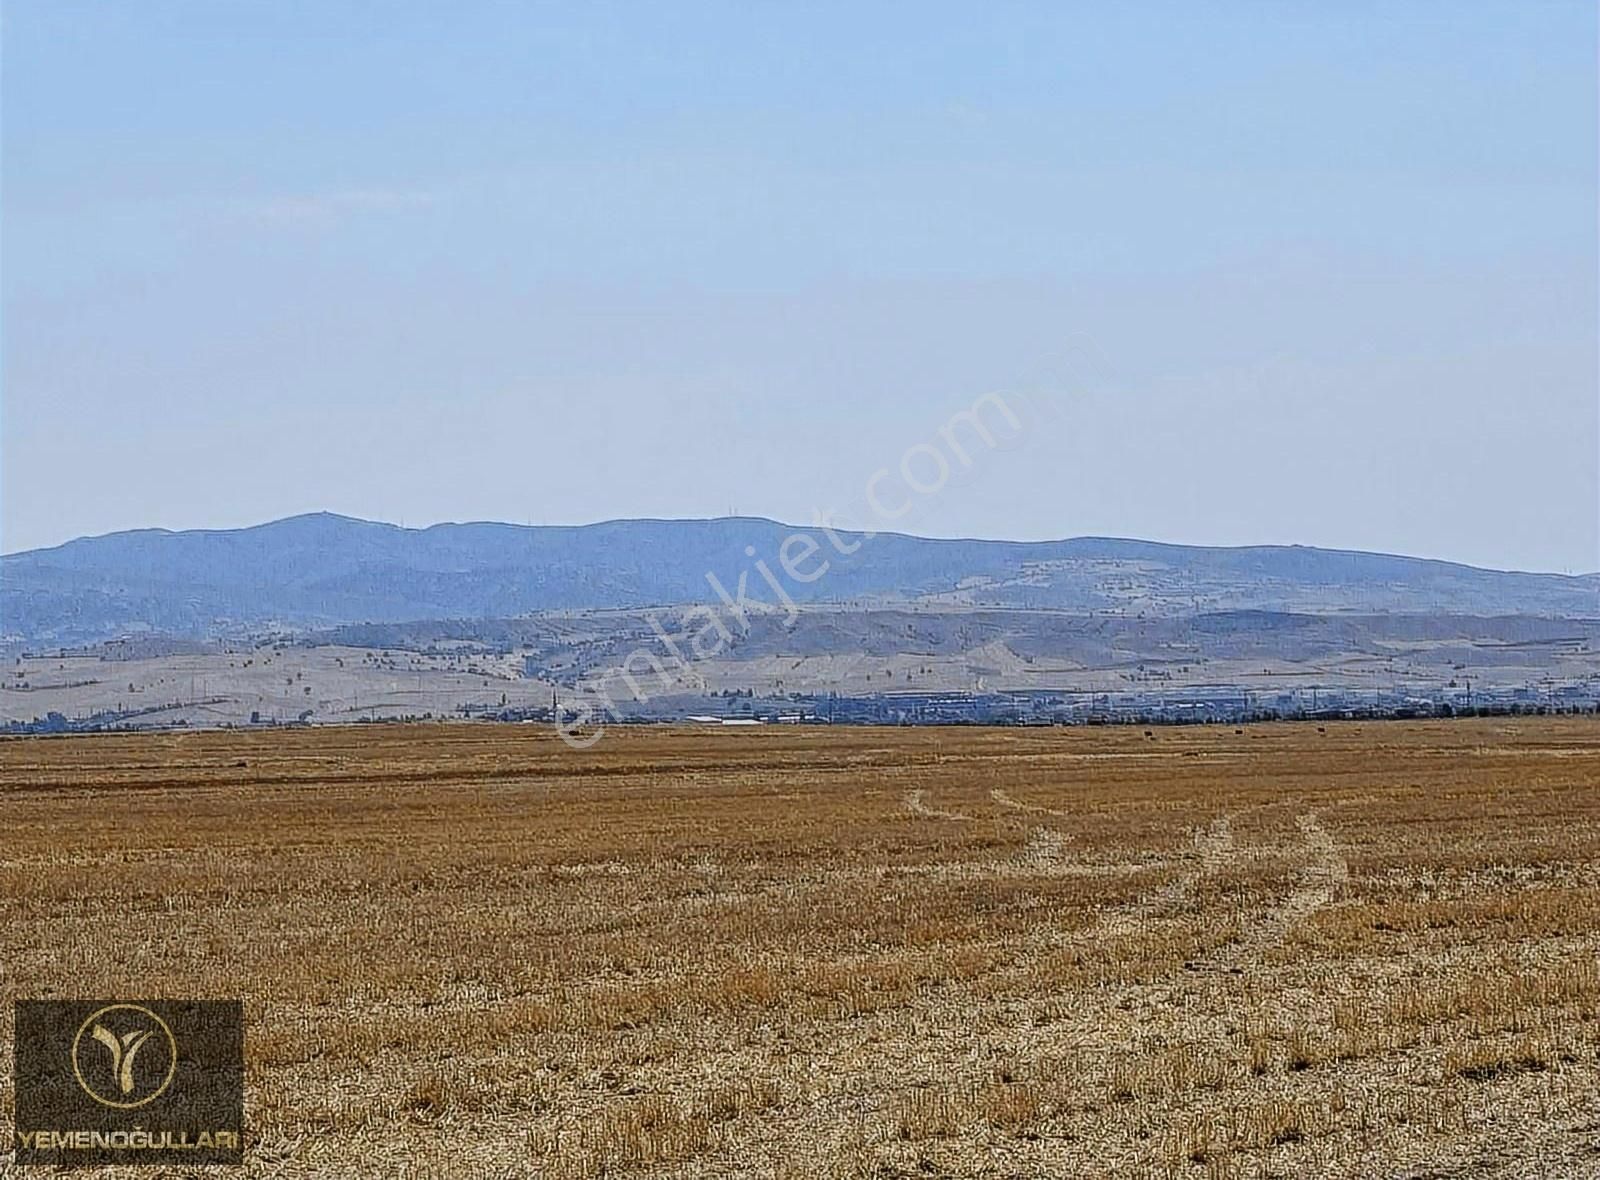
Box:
1;718;1597;1177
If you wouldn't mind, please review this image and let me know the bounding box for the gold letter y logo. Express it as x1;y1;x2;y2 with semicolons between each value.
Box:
91;1023;153;1095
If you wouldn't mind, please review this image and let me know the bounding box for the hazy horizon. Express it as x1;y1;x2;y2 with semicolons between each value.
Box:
6;506;1598;579
5;3;1596;573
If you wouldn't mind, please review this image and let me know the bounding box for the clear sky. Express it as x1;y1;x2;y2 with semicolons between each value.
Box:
4;2;1596;572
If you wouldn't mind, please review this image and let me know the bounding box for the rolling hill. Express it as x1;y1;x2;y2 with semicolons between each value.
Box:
2;512;1596;646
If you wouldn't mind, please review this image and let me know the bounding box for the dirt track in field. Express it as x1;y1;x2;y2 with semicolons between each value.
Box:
2;718;1598;1177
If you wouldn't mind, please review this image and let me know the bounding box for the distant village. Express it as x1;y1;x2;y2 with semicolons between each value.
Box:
515;683;1600;729
10;680;1598;736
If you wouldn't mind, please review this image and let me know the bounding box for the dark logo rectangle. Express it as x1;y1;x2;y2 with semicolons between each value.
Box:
13;999;243;1167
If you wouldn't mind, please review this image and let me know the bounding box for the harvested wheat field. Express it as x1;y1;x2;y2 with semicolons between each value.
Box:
2;718;1598;1178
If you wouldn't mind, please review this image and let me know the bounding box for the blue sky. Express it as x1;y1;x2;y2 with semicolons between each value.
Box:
4;2;1596;571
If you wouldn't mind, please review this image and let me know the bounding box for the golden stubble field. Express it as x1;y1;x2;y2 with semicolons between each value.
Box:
1;719;1598;1178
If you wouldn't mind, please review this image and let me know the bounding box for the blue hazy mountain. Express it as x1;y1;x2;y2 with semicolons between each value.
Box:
3;512;1596;644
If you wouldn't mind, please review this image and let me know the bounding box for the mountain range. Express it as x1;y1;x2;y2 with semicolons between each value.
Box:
2;512;1597;646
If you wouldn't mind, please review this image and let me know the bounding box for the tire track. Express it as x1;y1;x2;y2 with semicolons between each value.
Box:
1208;811;1348;972
1011;826;1073;871
903;788;972;822
990;788;1070;818
1098;814;1236;934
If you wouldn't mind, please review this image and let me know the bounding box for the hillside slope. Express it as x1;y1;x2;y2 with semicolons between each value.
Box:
3;513;1596;644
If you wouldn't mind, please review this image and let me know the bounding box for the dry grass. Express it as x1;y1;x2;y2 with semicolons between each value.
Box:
2;717;1599;1176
